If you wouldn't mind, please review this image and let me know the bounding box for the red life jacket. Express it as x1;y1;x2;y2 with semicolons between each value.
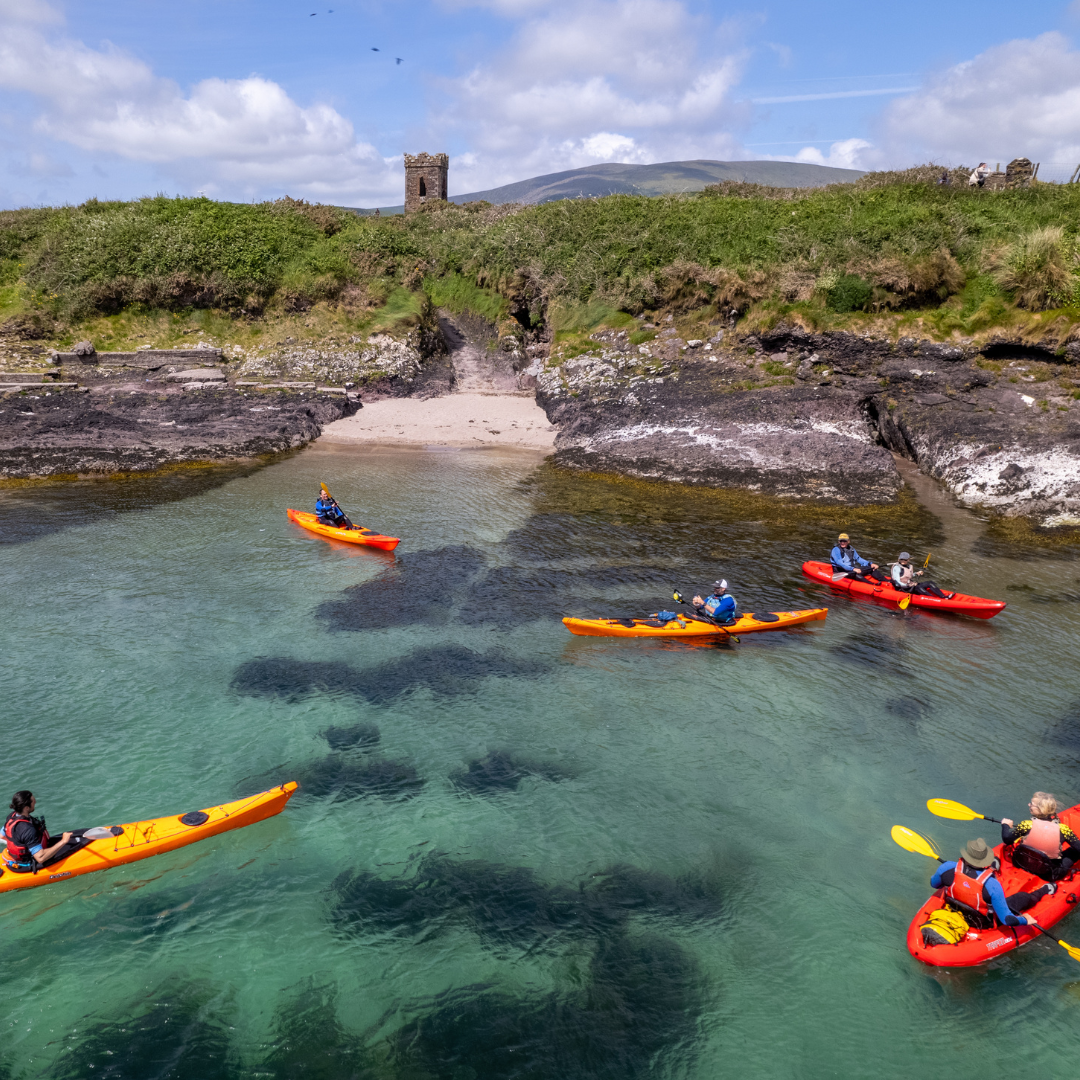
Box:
946;859;995;919
3;812;49;866
1021;817;1062;859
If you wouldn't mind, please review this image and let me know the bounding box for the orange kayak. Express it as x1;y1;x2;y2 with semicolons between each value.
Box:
0;782;297;893
286;509;400;550
562;608;827;638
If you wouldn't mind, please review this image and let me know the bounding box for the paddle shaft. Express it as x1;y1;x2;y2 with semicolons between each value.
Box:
321;486;354;529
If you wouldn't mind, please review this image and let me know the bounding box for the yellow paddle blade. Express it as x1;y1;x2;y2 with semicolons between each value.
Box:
891;825;940;859
1055;938;1080;963
924;553;932;568
927;798;984;821
898;594;911;610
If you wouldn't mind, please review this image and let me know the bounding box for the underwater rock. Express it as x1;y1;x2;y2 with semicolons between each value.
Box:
298;754;423;800
232;645;549;706
829;631;908;674
387;932;703;1080
315;545;486;630
330;854;721;946
49;992;235;1080
885;695;931;724
321;722;381;750
450;750;573;794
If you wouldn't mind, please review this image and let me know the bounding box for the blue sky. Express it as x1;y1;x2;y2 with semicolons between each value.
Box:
2;0;1079;208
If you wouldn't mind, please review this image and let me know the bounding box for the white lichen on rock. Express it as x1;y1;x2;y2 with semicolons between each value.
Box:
236;332;424;386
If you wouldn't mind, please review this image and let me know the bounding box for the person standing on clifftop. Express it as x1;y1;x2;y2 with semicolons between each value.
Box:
830;533;889;583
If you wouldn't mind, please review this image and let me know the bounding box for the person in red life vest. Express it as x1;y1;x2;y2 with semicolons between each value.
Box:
929;837;1054;930
1001;791;1080;881
3;790;72;872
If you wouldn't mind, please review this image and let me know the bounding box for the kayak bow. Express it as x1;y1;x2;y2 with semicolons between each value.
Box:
0;783;297;893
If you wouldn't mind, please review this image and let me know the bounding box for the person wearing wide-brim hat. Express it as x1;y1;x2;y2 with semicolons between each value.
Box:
929;837;1054;930
889;552;952;599
829;533;890;584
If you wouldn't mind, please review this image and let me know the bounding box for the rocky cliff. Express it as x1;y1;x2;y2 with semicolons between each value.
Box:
534;324;1080;526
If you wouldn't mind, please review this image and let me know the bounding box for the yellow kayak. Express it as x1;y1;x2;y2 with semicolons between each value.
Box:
562;608;828;638
0;783;297;893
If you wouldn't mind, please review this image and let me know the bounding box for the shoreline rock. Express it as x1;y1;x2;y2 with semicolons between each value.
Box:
0;385;356;480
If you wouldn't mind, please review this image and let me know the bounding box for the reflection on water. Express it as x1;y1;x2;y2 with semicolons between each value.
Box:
3;446;1080;1078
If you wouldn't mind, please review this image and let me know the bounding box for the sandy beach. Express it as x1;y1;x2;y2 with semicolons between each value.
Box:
319;392;556;451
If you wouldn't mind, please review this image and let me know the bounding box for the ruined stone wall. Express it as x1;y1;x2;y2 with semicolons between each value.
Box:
404;152;449;213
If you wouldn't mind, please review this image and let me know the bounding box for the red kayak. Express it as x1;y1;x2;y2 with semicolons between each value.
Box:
801;561;1005;619
907;804;1080;967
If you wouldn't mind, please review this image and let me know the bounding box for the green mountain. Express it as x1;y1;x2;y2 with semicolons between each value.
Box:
352;159;864;215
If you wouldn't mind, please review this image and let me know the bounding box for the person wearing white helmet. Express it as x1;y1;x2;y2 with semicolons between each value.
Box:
691;580;738;624
890;552;951;599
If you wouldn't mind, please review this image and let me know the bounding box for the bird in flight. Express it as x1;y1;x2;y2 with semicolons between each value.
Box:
396;57;403;64
371;46;379;51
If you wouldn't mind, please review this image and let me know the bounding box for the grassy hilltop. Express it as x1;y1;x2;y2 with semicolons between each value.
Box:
2;166;1080;355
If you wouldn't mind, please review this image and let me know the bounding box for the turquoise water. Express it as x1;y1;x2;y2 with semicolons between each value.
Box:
2;444;1080;1079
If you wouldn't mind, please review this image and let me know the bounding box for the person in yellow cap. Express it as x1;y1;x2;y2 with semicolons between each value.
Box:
829;533;889;583
315;485;351;529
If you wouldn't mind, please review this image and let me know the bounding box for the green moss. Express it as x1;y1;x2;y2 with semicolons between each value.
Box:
423;272;508;321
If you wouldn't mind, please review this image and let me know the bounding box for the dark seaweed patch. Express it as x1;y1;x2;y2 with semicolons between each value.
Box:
256;985;373;1079
230;658;358;702
450;750;573;795
353;644;549;704
387;932;703;1080
298;755;423;800
315;545;486;630
585;863;723;922
321;722;380;750
330;854;721;947
829;631;908;673
1048;701;1080;750
885;695;932;724
49;992;234;1080
456;563;671;628
232;646;548;707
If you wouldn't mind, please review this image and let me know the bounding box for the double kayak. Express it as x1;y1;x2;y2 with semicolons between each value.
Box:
0;783;297;893
287;509;400;551
801;561;1005;619
563;608;827;638
907;803;1080;967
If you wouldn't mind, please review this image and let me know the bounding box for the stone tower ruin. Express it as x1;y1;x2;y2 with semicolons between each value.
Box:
404;152;448;213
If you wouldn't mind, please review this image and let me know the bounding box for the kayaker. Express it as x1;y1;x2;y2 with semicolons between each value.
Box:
829;533;889;583
1001;792;1080;880
315;487;350;529
889;553;952;599
691;581;738;624
3;791;72;872
929;837;1054;931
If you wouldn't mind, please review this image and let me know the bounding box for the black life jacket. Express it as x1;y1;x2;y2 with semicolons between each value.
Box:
3;811;49;867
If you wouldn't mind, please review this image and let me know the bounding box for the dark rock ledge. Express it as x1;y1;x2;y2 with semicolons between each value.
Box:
536;325;1080;523
0;385;356;480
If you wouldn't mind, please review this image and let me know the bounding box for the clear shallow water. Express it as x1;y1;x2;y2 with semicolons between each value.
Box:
2;445;1080;1078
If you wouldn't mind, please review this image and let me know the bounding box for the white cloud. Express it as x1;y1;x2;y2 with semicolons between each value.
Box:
794;138;872;170
877;32;1080;168
435;0;750;192
0;1;400;202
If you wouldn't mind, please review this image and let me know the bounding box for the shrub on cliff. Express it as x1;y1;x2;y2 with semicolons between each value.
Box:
992;226;1077;310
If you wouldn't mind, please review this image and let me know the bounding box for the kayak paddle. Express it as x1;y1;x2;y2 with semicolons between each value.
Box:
898;593;911;610
891;825;1080;962
672;591;739;642
891;824;943;861
927;798;1003;825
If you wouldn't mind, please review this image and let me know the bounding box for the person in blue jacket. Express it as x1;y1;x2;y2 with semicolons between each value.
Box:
930;837;1053;930
691;580;738;624
315;487;350;529
830;533;889;583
